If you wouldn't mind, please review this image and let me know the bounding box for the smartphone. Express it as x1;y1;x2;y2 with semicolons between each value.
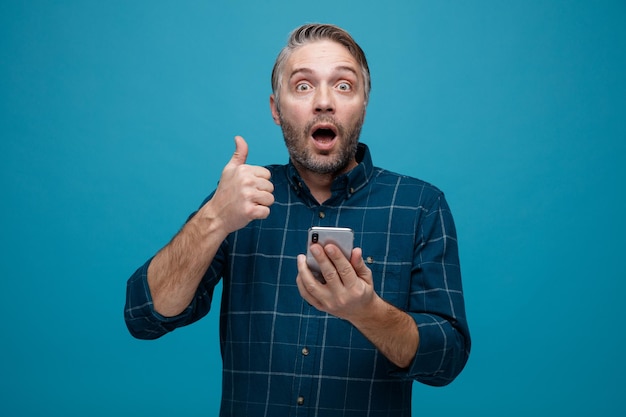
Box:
306;227;354;279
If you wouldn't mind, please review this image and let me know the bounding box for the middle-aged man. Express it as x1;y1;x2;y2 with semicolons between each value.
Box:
125;23;471;416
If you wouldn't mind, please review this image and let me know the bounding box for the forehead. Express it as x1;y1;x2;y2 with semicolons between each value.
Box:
284;40;360;76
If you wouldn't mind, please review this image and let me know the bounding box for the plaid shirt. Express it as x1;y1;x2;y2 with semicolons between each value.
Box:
125;143;470;417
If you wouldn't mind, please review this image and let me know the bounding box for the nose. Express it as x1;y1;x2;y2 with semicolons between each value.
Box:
314;85;335;114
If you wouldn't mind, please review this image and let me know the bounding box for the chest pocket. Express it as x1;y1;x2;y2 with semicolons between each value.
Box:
364;254;412;311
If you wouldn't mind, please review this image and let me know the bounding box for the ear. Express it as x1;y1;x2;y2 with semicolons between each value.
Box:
269;94;281;125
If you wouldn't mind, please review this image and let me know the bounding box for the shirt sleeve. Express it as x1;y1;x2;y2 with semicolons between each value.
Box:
123;248;224;340
123;195;226;339
392;192;471;386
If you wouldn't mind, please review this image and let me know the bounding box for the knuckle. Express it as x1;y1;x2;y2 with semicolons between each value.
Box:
239;175;255;188
258;206;271;219
246;205;269;220
324;269;339;282
240;188;254;201
338;264;353;276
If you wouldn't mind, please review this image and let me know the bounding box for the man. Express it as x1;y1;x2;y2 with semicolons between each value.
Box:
125;23;470;416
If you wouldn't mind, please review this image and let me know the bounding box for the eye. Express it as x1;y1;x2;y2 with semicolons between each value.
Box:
295;83;312;92
336;82;352;91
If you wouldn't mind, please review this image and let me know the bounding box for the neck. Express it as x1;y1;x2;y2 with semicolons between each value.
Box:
294;159;358;204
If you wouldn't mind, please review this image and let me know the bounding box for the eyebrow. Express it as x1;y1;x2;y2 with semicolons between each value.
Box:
288;65;359;82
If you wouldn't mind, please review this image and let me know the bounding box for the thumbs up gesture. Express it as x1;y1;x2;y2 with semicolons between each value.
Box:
203;136;275;234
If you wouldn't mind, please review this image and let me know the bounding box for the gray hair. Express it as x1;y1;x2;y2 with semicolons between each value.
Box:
271;23;371;110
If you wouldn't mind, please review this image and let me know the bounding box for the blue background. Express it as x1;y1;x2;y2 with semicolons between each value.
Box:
2;0;625;415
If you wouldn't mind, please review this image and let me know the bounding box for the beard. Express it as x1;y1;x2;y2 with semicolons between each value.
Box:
279;112;365;176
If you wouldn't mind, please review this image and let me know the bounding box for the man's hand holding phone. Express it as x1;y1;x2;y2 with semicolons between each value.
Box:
297;228;377;323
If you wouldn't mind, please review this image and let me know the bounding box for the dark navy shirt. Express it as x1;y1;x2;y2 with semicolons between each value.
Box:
125;143;471;416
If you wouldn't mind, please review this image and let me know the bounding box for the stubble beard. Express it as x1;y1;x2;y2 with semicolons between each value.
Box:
280;112;365;176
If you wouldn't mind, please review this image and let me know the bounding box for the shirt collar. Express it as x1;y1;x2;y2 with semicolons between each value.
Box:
287;143;374;204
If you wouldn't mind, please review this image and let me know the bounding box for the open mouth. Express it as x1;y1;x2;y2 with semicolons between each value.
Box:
311;124;338;148
312;128;336;142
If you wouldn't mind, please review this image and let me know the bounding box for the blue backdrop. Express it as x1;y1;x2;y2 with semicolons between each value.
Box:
2;1;625;415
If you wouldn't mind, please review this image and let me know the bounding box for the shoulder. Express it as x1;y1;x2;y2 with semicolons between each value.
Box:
370;166;446;208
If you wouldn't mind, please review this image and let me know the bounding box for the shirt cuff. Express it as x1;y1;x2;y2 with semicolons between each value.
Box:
389;313;466;386
124;259;195;339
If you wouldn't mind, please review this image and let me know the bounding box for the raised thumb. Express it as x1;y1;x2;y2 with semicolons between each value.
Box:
229;135;248;166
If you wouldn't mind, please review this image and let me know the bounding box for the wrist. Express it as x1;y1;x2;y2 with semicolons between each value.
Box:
188;203;229;243
348;292;386;329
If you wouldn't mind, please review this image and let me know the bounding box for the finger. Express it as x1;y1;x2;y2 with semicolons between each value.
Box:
248;204;271;221
245;175;274;206
310;244;344;289
253;190;275;208
256;177;274;193
247;165;272;181
229;135;248;166
350;247;373;285
323;244;357;287
296;254;324;307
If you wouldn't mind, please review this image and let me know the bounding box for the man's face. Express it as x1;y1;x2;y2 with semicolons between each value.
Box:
270;40;367;177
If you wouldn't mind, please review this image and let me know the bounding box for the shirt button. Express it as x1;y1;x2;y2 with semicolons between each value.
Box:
297;396;305;406
301;347;309;356
319;211;325;219
366;256;374;264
